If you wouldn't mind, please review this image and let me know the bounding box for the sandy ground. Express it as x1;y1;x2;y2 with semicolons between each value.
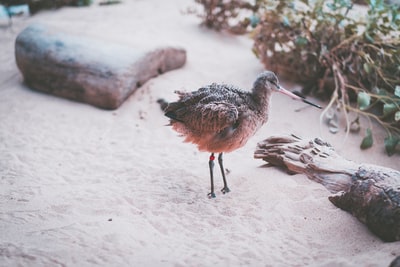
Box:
1;1;399;266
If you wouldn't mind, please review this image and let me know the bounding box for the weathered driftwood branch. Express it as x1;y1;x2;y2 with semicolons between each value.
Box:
15;24;186;109
254;135;400;242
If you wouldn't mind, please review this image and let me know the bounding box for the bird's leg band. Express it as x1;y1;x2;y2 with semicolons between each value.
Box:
208;153;216;198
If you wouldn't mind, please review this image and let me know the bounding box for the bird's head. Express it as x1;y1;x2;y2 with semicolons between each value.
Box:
253;71;321;109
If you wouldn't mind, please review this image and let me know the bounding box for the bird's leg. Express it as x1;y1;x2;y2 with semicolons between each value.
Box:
208;153;216;198
218;153;230;194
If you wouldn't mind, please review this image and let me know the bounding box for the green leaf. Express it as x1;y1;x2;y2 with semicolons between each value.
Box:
295;36;308;46
384;136;399;156
363;63;371;74
395;111;400;121
282;16;290;27
249;14;260;28
383;103;397;116
372;87;388;96
326;3;336;11
364;31;375;43
395;85;400;98
360;128;373;149
370;0;377;9
371;86;380;94
357;91;371;110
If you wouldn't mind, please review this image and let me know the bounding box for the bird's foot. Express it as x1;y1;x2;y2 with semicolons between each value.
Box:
221;187;230;194
208;192;216;199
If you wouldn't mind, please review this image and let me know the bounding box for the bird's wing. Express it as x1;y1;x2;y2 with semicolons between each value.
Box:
166;101;239;133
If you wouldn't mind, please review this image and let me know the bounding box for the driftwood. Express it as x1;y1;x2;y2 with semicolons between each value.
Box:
15;24;186;109
254;135;400;242
391;256;400;267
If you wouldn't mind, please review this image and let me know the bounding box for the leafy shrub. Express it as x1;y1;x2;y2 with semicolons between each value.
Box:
28;0;92;14
193;0;400;155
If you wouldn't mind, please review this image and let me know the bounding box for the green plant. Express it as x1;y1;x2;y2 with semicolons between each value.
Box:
189;0;260;34
28;0;92;14
193;0;400;155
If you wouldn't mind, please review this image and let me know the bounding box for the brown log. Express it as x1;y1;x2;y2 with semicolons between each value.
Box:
391;256;400;267
15;24;186;110
254;135;400;242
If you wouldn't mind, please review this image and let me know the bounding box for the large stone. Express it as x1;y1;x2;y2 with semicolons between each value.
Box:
15;24;186;109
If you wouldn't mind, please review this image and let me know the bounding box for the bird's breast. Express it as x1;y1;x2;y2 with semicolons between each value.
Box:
208;113;262;153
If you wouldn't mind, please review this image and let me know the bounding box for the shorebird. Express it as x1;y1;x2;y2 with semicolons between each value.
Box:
163;71;321;198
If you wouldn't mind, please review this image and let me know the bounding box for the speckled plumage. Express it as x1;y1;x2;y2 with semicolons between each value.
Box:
165;72;275;153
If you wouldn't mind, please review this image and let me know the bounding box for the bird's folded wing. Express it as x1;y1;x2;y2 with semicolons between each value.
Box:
181;102;239;133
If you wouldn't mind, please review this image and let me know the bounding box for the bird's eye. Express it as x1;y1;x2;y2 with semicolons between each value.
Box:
270;80;279;89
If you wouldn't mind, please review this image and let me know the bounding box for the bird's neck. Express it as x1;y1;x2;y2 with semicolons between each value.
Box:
251;83;272;112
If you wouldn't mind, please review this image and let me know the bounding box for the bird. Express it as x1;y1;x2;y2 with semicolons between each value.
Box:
163;71;321;198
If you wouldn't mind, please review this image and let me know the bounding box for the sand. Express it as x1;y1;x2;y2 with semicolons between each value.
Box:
1;1;399;266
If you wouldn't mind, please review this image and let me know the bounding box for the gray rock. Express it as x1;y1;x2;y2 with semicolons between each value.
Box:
15;24;186;109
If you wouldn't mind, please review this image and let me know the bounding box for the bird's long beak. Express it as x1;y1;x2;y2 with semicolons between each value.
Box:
277;85;322;109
